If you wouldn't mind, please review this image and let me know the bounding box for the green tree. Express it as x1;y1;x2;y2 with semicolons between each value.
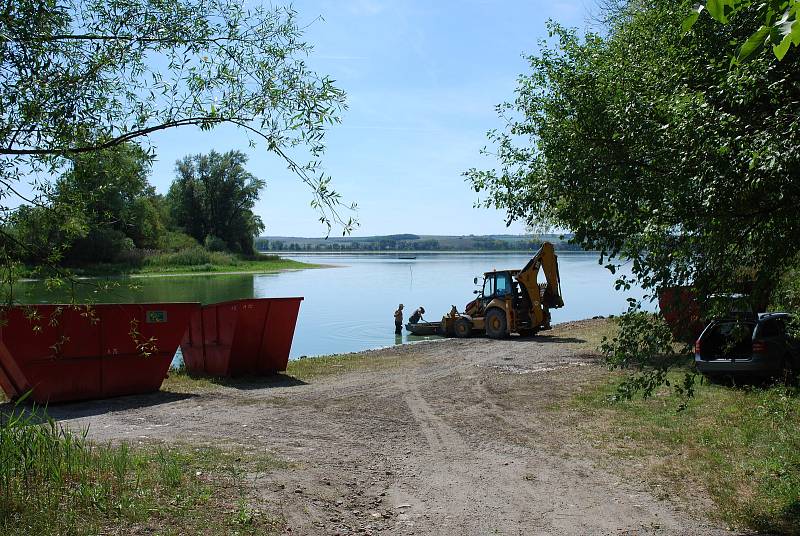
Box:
685;0;800;61
5;203;86;265
466;1;800;396
7;143;163;264
0;0;352;286
57;143;165;256
167;150;265;254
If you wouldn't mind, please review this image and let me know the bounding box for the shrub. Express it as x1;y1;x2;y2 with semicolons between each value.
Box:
204;235;228;252
114;248;157;267
66;229;133;264
157;230;199;252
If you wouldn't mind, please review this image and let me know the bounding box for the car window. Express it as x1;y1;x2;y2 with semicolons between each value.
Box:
759;319;786;338
704;321;755;356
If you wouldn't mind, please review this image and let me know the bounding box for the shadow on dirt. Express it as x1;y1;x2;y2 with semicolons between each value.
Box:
0;390;197;423
747;498;799;536
172;371;307;391
530;335;588;344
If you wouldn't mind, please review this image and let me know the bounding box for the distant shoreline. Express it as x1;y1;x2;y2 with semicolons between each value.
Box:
264;249;600;255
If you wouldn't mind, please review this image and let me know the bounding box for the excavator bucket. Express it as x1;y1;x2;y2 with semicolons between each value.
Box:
517;242;564;309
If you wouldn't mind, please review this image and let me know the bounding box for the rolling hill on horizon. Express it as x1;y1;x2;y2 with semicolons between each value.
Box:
255;233;582;252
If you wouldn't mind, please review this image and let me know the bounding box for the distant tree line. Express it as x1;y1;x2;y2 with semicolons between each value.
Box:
6;145;265;267
255;237;584;252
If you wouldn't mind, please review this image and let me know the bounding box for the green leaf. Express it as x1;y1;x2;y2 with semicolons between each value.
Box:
785;13;800;47
736;25;771;62
773;33;793;59
683;12;701;33
683;3;705;33
706;0;729;22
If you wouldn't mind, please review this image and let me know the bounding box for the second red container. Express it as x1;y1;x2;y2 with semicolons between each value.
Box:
180;297;303;377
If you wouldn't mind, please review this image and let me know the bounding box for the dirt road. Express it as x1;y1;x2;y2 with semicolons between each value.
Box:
42;321;727;535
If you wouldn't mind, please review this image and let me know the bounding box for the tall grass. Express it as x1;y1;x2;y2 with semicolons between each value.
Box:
573;376;800;534
0;401;281;535
143;245;239;268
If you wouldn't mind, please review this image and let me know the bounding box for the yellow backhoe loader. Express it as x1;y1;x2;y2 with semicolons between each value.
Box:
441;241;564;338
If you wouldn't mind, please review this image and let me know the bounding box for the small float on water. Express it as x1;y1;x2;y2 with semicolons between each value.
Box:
405;322;441;336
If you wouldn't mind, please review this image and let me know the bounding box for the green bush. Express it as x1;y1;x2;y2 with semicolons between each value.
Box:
157;230;199;252
204;234;228;252
114;248;161;268
66;229;133;264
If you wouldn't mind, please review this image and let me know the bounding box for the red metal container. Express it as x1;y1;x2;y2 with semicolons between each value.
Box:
658;287;704;343
0;303;199;403
180;297;303;376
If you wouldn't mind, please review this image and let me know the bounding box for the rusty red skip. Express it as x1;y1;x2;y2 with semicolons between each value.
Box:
0;303;199;404
658;287;704;343
180;297;303;377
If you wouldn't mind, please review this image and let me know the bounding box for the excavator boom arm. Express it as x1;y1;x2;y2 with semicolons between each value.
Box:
517;242;564;310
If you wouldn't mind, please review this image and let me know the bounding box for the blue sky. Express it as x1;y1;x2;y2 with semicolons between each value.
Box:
147;0;595;237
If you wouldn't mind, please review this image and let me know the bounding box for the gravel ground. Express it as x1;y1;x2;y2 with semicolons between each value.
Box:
31;320;732;535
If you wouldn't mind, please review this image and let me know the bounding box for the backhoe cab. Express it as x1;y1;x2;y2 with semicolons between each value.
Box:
443;242;564;339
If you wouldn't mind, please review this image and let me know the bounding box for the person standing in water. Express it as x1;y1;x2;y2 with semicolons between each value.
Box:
394;304;404;334
408;306;425;324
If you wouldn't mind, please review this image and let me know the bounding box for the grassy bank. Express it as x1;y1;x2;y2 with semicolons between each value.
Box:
571;371;800;534
560;318;800;533
163;349;416;395
133;252;316;276
0;405;285;535
20;249;319;278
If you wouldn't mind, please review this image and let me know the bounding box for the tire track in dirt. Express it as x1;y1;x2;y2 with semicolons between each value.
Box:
40;324;736;535
392;374;548;535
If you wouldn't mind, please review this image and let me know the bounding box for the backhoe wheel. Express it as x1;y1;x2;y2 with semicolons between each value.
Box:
485;309;507;339
453;317;472;338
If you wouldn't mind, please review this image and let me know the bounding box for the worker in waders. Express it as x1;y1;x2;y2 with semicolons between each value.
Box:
394;304;404;334
409;306;425;324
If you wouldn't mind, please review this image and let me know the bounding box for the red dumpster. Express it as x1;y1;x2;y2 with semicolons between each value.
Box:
658;287;704;343
180;297;303;376
659;286;769;343
0;303;199;403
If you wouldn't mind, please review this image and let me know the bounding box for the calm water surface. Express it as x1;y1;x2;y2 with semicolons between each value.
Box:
17;252;651;359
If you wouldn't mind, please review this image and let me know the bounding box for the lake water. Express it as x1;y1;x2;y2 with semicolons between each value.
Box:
16;252;651;359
